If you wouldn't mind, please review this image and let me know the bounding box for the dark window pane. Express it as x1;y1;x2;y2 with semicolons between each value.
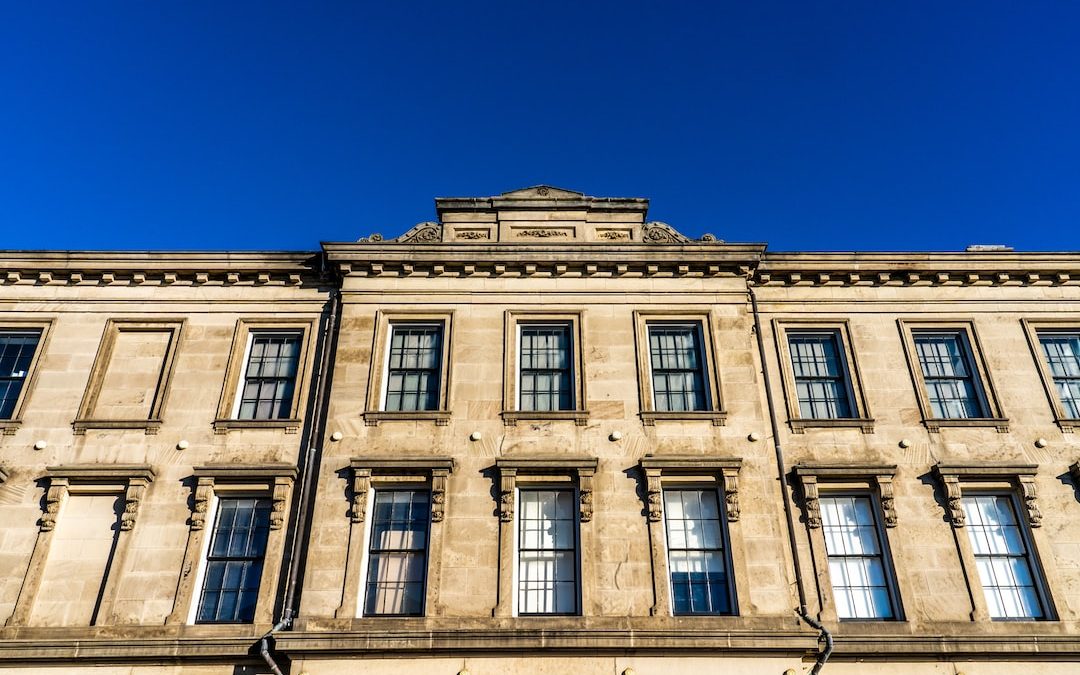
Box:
0;331;42;419
519;325;574;411
913;331;987;419
648;326;707;412
237;332;302;420
197;497;272;623
384;325;442;412
788;332;854;419
1040;333;1080;419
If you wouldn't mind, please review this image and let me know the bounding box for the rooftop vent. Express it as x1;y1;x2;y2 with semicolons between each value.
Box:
965;244;1014;252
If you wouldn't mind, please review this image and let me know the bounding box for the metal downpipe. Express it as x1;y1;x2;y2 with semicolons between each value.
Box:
261;256;341;675
748;284;833;674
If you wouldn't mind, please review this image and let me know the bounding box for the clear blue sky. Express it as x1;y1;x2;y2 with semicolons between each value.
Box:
2;2;1078;251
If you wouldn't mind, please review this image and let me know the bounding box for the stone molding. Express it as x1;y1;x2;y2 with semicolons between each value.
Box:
931;463;1040;528
755;252;1080;288
0;252;318;287
793;464;898;529
639;456;743;523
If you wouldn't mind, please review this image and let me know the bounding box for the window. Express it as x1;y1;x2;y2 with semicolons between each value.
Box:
1037;332;1080;419
962;495;1046;620
197;497;272;623
383;324;442;412
517;488;579;615
819;496;895;620
664;489;733;615
788;331;854;419
0;330;41;419
648;324;707;412
364;489;430;616
912;330;988;419
236;332;302;420
518;324;573;411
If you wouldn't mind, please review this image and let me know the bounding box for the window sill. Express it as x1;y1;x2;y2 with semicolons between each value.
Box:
1055;418;1080;433
924;417;1009;433
789;418;875;434
72;419;162;435
212;418;301;434
501;410;590;427
0;420;22;436
640;411;727;426
362;410;452;427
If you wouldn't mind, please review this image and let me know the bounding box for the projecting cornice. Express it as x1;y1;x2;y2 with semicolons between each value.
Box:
322;242;767;279
0;251;322;287
754;252;1080;287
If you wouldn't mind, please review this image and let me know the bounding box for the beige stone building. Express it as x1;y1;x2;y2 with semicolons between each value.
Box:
2;187;1080;675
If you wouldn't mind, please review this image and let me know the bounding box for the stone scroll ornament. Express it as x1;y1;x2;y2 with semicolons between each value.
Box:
578;470;595;523
191;477;214;530
120;477;150;531
499;469;517;522
431;468;450;522
722;468;740;522
351;469;371;523
645;470;663;522
40;479;69;532
641;222;690;244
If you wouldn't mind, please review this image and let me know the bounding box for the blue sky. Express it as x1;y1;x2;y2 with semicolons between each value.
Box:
2;2;1078;251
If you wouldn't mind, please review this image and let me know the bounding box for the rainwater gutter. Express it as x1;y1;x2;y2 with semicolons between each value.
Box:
748;283;834;674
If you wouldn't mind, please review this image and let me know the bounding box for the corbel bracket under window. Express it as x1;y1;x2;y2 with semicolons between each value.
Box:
349;457;455;523
40;464;155;532
932;463;1041;528
793;464;898;529
639;456;742;523
495;457;598;523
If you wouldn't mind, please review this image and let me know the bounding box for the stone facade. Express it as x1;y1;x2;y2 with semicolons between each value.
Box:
1;187;1080;674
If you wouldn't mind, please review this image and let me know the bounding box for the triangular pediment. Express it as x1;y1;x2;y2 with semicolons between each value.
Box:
499;185;584;199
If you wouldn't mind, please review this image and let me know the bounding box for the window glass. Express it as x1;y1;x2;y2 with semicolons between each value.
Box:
1039;333;1080;418
788;331;854;419
648;325;707;412
364;489;430;616
664;489;732;614
519;324;573;411
963;495;1045;620
385;324;442;412
517;489;578;615
0;330;42;419
913;331;986;418
819;496;895;620
237;332;302;420
197;497;271;623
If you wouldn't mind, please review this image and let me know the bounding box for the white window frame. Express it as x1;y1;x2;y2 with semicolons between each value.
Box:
661;485;736;616
379;322;445;413
515;322;575;412
356;484;433;618
230;329;304;420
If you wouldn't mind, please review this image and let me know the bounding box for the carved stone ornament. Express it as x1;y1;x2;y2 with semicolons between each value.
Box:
395;221;442;244
941;475;965;527
431;469;449;522
517;228;568;238
120;478;150;531
41;479;69;532
642;221;690;244
598;230;629;241
499;469;517;522
271;477;289;530
191;477;214;530
351;469;371;523
645;470;663;522
722;467;740;522
578;470;595;523
456;230;490;240
877;475;898;528
1019;475;1042;528
802;476;821;529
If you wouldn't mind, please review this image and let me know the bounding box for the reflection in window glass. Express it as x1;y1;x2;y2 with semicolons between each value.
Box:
913;331;986;419
385;325;442;412
648;325;707;412
519;324;573;411
0;331;42;419
663;489;732;614
788;331;854;419
517;489;578;615
1039;333;1080;418
819;496;895;620
963;495;1045;620
365;489;430;616
238;332;302;420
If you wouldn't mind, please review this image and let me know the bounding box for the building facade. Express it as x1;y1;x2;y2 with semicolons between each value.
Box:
2;187;1080;675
